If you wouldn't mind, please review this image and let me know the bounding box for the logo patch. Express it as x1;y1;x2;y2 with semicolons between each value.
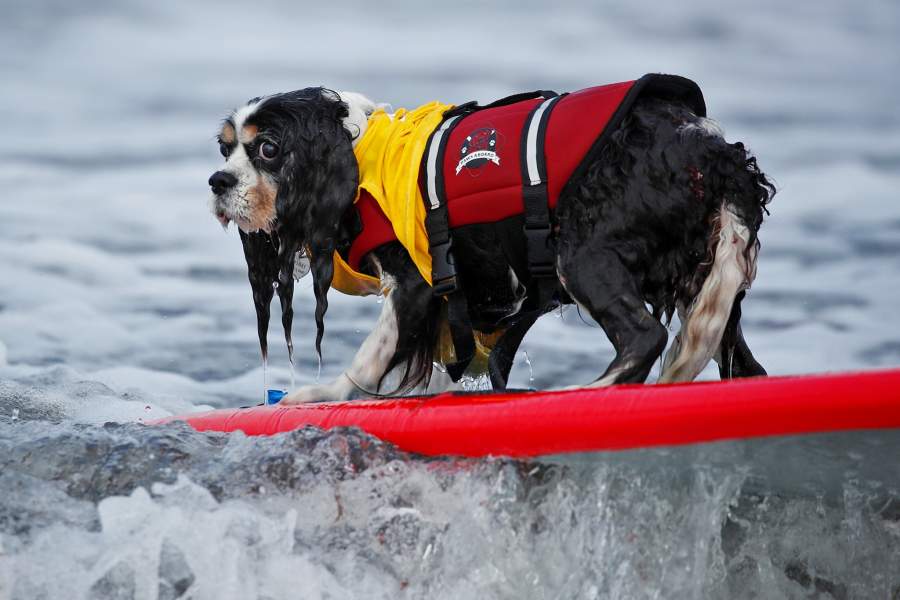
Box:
456;128;500;175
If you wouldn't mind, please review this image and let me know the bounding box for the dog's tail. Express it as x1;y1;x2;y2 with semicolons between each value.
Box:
659;204;757;382
658;135;774;383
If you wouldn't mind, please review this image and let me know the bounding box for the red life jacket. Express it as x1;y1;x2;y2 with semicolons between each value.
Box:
345;74;705;275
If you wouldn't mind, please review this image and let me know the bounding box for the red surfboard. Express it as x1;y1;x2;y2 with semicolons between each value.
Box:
155;368;900;458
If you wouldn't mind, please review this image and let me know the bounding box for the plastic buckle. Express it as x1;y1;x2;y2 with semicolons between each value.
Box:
524;226;555;277
433;275;459;297
430;240;459;296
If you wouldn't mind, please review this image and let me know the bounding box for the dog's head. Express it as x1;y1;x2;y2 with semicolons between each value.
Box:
209;88;374;362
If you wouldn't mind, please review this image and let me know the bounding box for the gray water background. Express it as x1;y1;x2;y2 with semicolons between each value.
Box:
1;0;899;597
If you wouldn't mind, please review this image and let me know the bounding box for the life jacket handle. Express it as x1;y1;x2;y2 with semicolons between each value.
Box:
442;90;558;119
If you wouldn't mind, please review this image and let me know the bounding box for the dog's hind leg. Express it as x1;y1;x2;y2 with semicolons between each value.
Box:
714;291;767;379
659;205;757;383
560;249;668;386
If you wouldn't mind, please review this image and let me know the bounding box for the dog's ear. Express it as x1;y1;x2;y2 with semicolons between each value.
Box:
239;228;297;369
273;89;360;363
239;229;279;362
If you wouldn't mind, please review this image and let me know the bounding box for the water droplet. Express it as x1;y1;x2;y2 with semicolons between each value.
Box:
145;405;152;412
11;408;19;421
263;357;269;403
289;359;295;391
523;351;534;385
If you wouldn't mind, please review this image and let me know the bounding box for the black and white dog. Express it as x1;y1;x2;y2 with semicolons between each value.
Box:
209;86;773;404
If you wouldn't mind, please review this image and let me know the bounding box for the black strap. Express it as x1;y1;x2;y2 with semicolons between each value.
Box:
484;90;558;110
444;290;475;381
423;114;460;288
422;114;475;381
520;94;564;306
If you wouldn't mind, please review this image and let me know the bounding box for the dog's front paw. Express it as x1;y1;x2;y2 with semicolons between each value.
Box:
281;382;347;405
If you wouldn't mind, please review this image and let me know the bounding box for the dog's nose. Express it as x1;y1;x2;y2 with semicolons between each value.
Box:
209;171;238;195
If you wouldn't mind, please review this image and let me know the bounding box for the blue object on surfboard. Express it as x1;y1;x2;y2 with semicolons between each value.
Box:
266;389;286;405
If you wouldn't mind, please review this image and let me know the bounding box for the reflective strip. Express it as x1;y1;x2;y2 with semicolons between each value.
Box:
426;115;460;210
524;96;559;186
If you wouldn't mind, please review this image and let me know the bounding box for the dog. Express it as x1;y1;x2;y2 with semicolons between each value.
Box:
208;76;774;404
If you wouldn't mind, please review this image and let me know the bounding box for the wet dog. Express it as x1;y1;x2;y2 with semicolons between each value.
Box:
208;84;774;403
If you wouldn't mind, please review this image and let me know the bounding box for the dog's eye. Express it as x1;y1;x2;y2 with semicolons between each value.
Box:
258;141;279;161
219;142;231;158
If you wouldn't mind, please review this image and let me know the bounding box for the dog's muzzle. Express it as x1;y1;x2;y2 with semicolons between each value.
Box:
209;170;238;226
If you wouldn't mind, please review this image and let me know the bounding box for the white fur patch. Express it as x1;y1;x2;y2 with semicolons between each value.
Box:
337;91;383;147
678;117;725;139
232;98;264;131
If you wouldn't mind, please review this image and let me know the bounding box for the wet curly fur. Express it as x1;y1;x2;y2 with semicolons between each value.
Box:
212;88;774;399
556;99;773;325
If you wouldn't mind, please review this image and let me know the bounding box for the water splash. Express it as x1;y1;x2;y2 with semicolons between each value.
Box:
1;419;897;599
523;350;534;385
459;373;492;391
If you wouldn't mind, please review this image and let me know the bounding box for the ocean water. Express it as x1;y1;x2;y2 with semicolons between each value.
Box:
1;0;899;597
